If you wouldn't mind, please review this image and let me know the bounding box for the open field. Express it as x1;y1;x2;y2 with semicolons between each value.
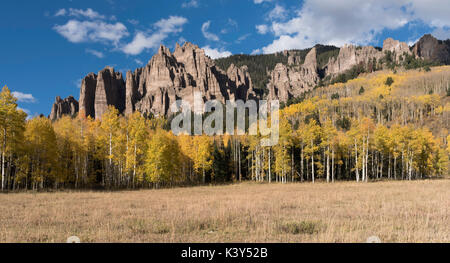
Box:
0;180;449;243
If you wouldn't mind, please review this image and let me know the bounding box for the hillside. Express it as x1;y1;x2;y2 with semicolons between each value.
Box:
286;66;450;139
214;44;339;95
49;34;450;120
1;36;449;191
1;65;448;191
215;53;288;96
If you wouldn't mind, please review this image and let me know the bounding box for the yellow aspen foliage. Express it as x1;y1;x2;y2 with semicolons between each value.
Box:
145;130;180;185
25;117;57;189
192;135;213;183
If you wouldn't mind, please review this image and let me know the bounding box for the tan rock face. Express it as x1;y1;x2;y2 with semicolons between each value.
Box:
325;38;410;77
325;45;383;76
95;67;126;119
124;42;255;117
78;42;254;119
268;48;319;103
50;96;79;121
382;38;411;63
57;37;440;118
226;64;256;101
266;38;409;103
287;52;302;66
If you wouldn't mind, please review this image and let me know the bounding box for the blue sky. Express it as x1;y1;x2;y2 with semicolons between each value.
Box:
1;0;450;117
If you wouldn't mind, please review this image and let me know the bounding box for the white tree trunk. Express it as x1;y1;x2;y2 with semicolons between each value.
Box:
355;140;359;182
326;146;330;183
311;140;315;184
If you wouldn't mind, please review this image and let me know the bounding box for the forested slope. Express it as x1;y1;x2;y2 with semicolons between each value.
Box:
215;45;339;95
0;66;449;190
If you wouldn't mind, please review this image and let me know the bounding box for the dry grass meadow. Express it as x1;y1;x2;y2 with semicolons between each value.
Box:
0;180;449;243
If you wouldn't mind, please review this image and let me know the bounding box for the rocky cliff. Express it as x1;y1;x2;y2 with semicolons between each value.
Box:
325;45;383;77
78;42;255;119
383;37;412;63
412;34;450;65
325;38;413;77
79;67;125;120
50;96;79;121
267;37;415;103
51;35;449;118
268;47;319;102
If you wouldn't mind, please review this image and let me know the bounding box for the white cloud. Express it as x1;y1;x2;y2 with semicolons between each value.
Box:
55;9;67;17
254;0;272;4
122;32;160;55
251;49;262;55
268;5;288;21
256;24;269;34
260;0;450;54
221;18;238;34
122;16;188;55
154;16;188;34
202;46;232;59
68;8;105;20
236;34;251;43
182;0;199;8
220;18;239;34
128;19;139;25
135;59;144;65
54;8;106;20
54;20;129;45
431;27;450;40
228;18;238;28
202;21;219;41
12;92;36;103
86;49;105;58
404;1;450;28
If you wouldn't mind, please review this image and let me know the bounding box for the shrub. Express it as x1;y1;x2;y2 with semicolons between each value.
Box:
331;93;340;100
359;86;365;95
152;221;170;234
278;221;321;235
385;77;394;86
337;116;351;130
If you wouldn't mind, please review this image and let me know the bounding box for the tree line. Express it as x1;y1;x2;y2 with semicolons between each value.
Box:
0;69;449;190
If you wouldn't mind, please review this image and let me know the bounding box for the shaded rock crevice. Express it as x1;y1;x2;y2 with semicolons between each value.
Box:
50;96;79;121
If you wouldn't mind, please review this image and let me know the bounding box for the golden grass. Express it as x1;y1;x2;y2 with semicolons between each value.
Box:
0;180;449;243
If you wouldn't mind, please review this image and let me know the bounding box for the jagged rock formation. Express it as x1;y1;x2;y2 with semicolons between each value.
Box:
412;34;450;65
50;96;79;121
325;45;384;76
79;67;125;120
268;48;319;102
76;42;255;119
267;38;414;103
51;35;449;118
382;38;412;63
124;43;255;117
226;64;255;101
287;51;303;66
79;73;97;118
